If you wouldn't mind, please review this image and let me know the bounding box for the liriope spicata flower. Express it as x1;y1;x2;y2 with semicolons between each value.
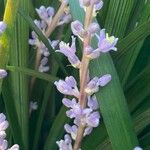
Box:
29;1;72;73
54;0;118;149
0;113;19;150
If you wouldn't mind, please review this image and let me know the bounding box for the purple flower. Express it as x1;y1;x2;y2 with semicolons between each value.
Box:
56;134;73;150
0;138;8;150
85;74;111;95
56;36;80;68
36;6;55;24
64;124;78;140
0;21;7;35
34;20;47;31
96;29;118;52
8;144;19;150
54;76;80;98
0;138;19;150
86;111;100;127
72;108;100;128
58;12;72;26
38;57;50;72
0;114;9;130
29;101;38;114
87;22;100;35
71;21;87;39
79;0;103;15
0;70;7;79
62;98;81;118
85;46;100;60
87;95;99;110
133;147;143;150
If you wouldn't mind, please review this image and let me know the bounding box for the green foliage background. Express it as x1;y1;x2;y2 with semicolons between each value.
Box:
0;0;149;150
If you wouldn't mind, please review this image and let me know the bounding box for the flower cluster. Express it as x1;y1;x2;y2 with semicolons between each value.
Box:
29;0;71;72
0;113;19;150
0;21;7;35
55;0;118;149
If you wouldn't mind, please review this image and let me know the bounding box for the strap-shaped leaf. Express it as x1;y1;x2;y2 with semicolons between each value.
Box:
7;66;58;82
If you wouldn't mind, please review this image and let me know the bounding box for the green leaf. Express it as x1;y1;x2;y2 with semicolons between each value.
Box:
69;1;138;150
2;79;23;148
114;1;150;85
116;22;150;61
6;66;58;82
8;1;30;149
44;106;70;150
125;64;150;112
0;0;19;92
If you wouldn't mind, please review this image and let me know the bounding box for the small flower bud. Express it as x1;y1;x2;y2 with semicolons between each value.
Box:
0;21;7;35
87;22;100;35
134;147;143;150
0;69;7;79
71;20;87;38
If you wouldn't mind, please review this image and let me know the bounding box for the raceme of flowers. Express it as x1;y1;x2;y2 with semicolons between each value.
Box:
29;0;71;72
0;113;19;150
55;0;118;149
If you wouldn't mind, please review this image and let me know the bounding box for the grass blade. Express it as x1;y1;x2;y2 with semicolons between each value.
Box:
6;66;58;82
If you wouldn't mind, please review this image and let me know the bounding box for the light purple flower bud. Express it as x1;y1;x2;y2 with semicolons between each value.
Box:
49;40;59;49
41;57;48;66
0;69;7;79
58;14;72;26
0;138;8;150
36;6;55;24
62;98;76;108
47;7;55;17
84;127;93;136
54;76;80;98
133;147;143;150
87;95;99;110
71;20;87;38
79;0;90;7
87;22;100;35
85;74;111;95
64;124;78;140
29;101;38;114
94;0;103;11
85;46;100;60
97;74;111;86
85;77;99;95
79;0;103;15
0;21;7;35
56;134;72;150
86;111;100;127
96;29;118;52
8;144;19;150
34;20;47;31
39;65;49;73
0;113;9;132
0;131;6;139
56;37;80;68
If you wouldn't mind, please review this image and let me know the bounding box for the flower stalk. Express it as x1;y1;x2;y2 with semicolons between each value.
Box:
73;5;94;150
55;1;118;149
30;0;71;89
